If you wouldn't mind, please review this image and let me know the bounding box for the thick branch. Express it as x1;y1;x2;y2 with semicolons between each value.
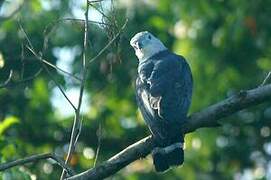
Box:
67;84;271;180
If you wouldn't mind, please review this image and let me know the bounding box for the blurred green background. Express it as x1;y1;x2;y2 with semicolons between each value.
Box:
0;0;271;179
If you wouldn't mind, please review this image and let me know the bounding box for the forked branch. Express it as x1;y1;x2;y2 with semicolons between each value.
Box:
0;153;75;176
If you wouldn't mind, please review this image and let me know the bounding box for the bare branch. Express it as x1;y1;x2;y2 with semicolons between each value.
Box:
88;19;128;65
42;18;113;55
60;1;127;177
26;46;82;82
2;68;43;88
0;153;75;176
88;2;111;22
18;22;77;111
17;68;42;83
260;71;271;86
26;45;77;111
0;70;13;88
19;22;81;83
88;0;108;3
59;18;112;26
51;154;76;177
93;122;102;167
67;84;271;180
60;1;90;179
20;43;25;78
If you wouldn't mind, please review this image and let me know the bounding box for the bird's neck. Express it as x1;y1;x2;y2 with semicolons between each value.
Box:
137;49;167;62
139;49;169;63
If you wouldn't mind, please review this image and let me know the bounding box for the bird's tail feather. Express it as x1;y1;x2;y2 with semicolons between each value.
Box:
152;142;184;172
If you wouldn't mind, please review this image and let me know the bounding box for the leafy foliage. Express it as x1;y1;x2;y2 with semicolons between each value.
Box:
0;0;270;179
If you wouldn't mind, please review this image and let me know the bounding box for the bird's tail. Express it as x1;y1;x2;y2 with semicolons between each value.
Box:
152;142;184;172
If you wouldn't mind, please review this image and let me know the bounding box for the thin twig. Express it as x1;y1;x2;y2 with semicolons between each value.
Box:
60;18;112;26
18;22;77;111
74;117;84;147
88;19;128;65
51;153;76;176
93;122;102;167
88;0;108;4
20;43;25;79
42;18;113;50
0;67;42;89
0;153;75;176
42;18;113;55
17;68;43;83
26;46;82;82
19;21;81;83
88;3;111;22
0;70;13;88
64;17;127;178
61;5;128;180
26;46;77;111
2;68;43;88
260;71;271;86
60;1;90;179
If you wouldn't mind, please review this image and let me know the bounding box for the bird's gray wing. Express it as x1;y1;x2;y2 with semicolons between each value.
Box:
148;54;193;124
136;53;193;142
135;77;167;142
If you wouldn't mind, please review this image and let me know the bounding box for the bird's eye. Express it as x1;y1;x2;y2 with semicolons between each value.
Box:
148;35;152;40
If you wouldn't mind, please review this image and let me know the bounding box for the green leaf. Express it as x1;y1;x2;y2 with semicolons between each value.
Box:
0;116;20;136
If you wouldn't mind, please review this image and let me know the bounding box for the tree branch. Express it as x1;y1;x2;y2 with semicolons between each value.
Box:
60;1;90;179
0;70;13;88
87;19;128;65
60;14;127;180
0;153;75;176
0;69;43;89
260;71;271;86
26;46;82;82
18;22;77;111
67;84;271;180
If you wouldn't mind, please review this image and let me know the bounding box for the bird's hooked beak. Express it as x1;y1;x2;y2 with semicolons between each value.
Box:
132;40;143;50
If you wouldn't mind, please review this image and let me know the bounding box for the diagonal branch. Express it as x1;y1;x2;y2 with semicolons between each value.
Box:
66;84;271;180
18;22;77;111
0;68;43;88
0;70;13;88
0;153;75;176
26;46;82;82
261;71;271;86
87;19;128;65
26;45;77;111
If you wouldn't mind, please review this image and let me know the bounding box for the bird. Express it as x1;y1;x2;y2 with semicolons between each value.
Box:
130;31;193;172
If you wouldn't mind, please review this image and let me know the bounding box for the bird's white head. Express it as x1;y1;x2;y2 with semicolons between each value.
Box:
130;31;167;61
